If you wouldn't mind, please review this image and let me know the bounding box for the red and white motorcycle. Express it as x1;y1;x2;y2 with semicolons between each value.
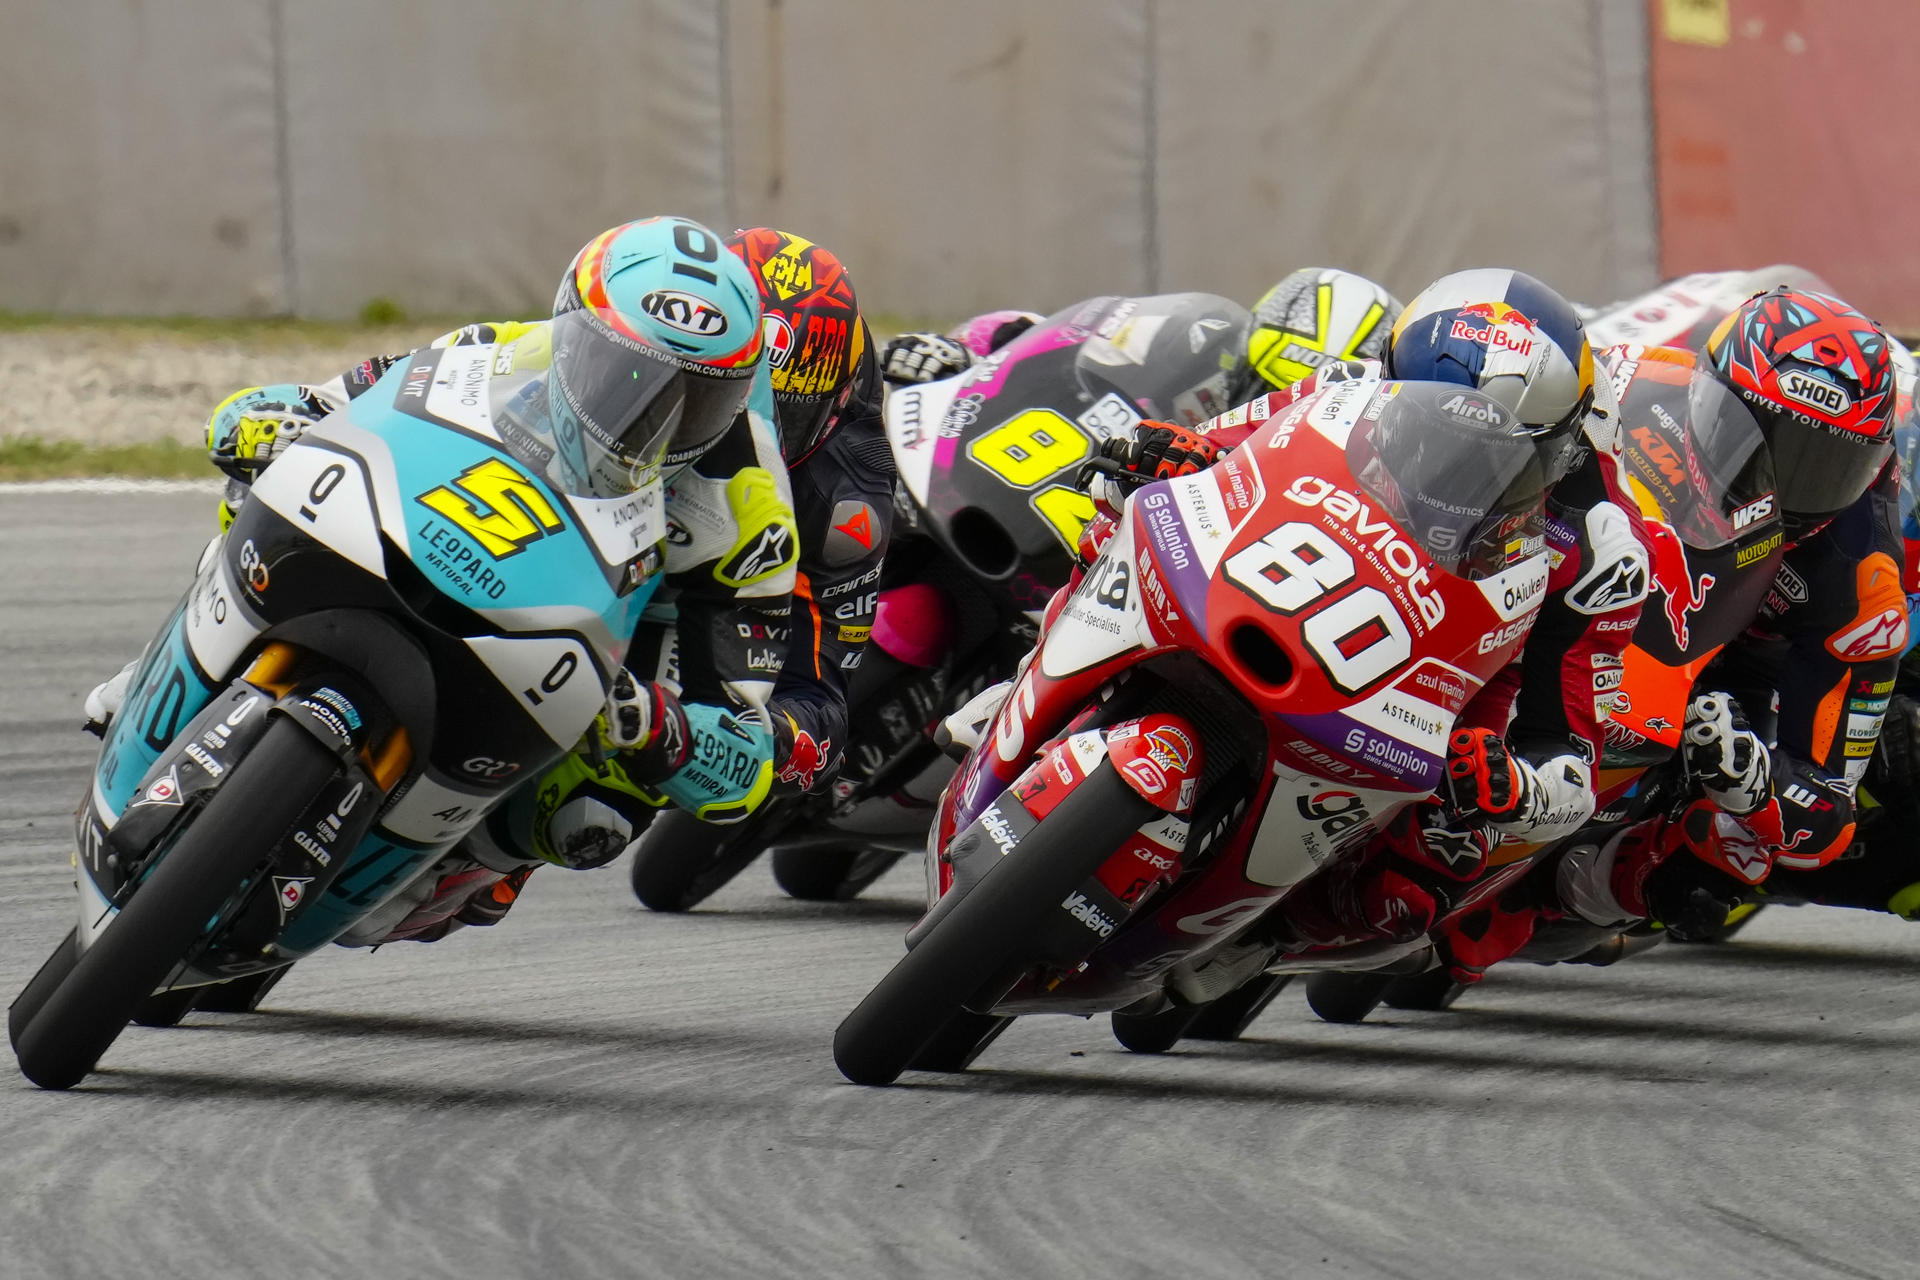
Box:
833;377;1561;1083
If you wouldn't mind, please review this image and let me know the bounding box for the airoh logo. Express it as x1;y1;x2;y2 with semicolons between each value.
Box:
640;289;730;337
1438;392;1505;426
1777;369;1851;418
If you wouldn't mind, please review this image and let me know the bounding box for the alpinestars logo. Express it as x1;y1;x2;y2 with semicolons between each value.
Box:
1828;608;1909;660
720;524;796;586
1569;555;1648;615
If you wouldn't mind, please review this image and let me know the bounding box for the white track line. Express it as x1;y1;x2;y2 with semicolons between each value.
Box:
0;478;220;494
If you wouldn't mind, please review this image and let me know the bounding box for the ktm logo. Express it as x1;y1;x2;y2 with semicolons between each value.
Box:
1630;426;1686;487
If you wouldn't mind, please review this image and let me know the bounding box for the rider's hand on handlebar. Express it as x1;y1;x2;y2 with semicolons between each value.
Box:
206;386;331;480
1682;692;1771;816
1079;422;1224;515
1444;728;1547;832
881;332;973;386
595;668;691;783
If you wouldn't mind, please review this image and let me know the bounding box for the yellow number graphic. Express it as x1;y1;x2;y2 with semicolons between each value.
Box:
417;458;565;558
967;408;1091;489
1031;485;1098;552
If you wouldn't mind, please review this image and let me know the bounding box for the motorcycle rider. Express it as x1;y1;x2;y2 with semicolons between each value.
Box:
880;267;1402;402
89;216;803;942
1545;287;1906;943
1089;268;1657;963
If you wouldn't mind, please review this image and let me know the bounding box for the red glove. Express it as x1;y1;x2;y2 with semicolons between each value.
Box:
1444;728;1534;825
1101;422;1224;483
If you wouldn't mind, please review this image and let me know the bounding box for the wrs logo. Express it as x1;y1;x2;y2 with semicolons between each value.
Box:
1731;494;1775;530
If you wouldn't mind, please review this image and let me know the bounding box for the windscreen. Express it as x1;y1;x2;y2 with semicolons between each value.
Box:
1619;368;1777;551
1348;381;1548;580
1071;293;1250;427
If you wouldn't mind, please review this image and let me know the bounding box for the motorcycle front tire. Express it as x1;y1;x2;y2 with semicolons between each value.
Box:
13;716;338;1089
833;761;1156;1086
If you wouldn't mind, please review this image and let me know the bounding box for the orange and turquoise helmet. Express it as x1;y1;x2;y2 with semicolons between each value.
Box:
550;217;764;487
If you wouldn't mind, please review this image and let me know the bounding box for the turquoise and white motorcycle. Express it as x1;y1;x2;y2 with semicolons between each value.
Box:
9;312;683;1089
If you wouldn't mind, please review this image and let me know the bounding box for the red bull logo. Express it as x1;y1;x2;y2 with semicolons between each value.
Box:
1449;300;1538;358
1642;517;1714;648
776;728;831;791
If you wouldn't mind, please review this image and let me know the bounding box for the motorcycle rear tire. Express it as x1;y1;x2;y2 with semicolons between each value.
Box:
194;964;293;1013
833;762;1155;1086
1303;971;1395;1025
771;844;905;903
627;806;784;913
13;717;338;1090
1380;968;1467;1012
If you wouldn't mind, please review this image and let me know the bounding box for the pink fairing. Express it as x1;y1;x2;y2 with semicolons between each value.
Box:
946;310;1044;359
872;582;958;669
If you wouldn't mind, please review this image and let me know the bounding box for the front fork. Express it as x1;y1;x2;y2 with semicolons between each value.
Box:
915;713;1203;952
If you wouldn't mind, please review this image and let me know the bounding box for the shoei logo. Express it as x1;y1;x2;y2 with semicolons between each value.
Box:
641;289;730;337
1778;369;1851;418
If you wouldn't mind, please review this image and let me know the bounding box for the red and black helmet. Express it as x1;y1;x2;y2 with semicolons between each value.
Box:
1703;287;1896;531
726;228;872;465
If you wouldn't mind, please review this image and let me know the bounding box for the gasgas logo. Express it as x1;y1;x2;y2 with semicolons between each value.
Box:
1282;475;1446;625
1448;301;1538;358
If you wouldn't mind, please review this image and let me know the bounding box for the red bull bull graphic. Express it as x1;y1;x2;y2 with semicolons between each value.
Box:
776;728;831;792
1641;517;1714;649
1449;301;1538;358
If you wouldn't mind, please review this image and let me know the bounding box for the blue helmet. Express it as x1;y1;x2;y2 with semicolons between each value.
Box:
1387;268;1595;486
546;217;764;492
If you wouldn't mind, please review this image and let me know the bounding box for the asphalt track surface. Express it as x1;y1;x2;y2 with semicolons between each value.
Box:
2;489;1917;1280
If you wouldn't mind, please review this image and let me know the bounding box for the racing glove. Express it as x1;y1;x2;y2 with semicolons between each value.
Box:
1082;422;1223;514
881;332;973;386
1444;728;1590;838
1682;692;1771;816
595;667;692;783
206;383;333;480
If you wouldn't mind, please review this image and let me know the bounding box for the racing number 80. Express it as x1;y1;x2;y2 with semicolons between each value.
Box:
1224;521;1412;694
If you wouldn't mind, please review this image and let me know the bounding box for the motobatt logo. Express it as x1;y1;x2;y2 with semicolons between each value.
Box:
1061;890;1117;937
1731;494;1776;530
640;289;729;336
1283;475;1445;624
1735;531;1783;567
1778;369;1851;418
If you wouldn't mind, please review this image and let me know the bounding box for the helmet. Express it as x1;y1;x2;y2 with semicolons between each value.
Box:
1387;268;1595;487
1241;268;1403;397
726;227;871;464
1703;287;1896;532
550;217;763;494
1071;293;1251;427
1361;380;1549;576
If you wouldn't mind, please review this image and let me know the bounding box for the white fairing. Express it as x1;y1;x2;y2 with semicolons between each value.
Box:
1037;516;1157;680
1583;267;1830;350
182;548;265;684
462;633;605;749
884;375;966;506
380;771;496;845
251;438;387;579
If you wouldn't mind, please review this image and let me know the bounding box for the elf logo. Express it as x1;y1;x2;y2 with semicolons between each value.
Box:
1778;369;1851;418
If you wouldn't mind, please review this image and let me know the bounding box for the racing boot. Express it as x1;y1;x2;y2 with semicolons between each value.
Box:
83;658;140;736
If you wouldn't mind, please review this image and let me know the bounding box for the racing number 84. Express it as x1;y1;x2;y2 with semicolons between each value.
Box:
1224;521;1412;694
967;408;1097;552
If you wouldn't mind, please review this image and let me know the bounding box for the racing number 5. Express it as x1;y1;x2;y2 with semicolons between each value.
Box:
1225;521;1412;694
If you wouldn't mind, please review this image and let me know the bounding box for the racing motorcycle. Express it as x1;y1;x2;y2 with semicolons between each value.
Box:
832;376;1571;1084
1294;348;1794;1024
626;293;1250;911
9;315;672;1089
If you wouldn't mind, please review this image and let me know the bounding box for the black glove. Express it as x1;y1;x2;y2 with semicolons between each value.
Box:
1644;852;1749;942
881;332;973;385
